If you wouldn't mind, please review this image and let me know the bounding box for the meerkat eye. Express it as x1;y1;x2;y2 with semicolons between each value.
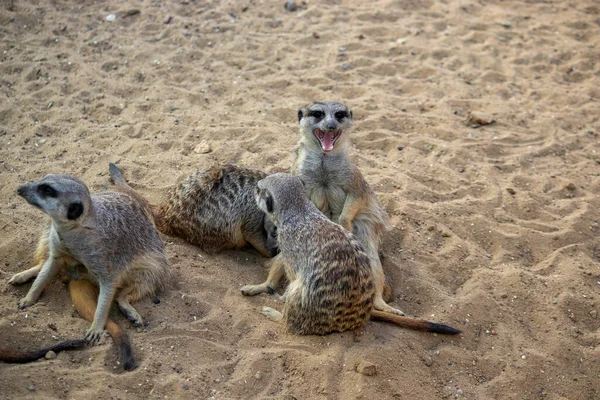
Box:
265;194;274;213
38;184;57;198
309;110;324;120
335;111;348;121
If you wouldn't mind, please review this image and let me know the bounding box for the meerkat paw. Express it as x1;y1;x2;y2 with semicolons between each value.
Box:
17;297;36;310
240;283;271;296
373;299;405;316
9;270;37;285
85;325;105;343
117;299;144;327
261;307;283;322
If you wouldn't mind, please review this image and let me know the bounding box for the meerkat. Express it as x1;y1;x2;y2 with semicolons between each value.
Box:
8;170;170;357
254;173;460;335
243;101;401;315
112;163;279;257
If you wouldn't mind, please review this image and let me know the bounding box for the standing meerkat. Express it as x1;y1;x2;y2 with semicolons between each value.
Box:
254;173;460;335
114;163;279;257
8;170;170;356
243;101;401;315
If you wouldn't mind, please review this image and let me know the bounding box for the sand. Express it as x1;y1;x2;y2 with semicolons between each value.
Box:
0;0;599;399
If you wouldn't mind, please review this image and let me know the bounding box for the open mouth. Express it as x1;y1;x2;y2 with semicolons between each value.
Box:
313;129;342;152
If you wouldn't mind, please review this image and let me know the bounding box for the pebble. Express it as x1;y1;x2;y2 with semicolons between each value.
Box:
27;385;36;392
424;357;433;367
284;1;298;12
45;350;57;360
106;14;116;22
312;32;320;39
397;145;404;151
194;142;212;154
152;296;161;304
506;188;516;195
355;361;377;376
590;310;597;319
164;15;173;24
467;111;495;127
565;183;577;191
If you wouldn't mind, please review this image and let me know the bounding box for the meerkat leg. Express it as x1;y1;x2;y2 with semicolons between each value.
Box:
240;254;286;296
261;307;283;322
9;265;42;285
338;196;366;232
85;280;117;343
9;231;50;285
244;230;274;258
116;290;144;327
17;257;64;309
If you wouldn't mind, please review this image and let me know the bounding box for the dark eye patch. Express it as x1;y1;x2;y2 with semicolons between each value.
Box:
38;184;57;198
335;111;348;121
265;194;274;213
309;110;324;120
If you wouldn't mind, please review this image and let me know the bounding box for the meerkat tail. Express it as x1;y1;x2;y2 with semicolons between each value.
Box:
108;163;155;224
68;279;136;370
370;310;461;335
108;163;128;187
0;339;87;364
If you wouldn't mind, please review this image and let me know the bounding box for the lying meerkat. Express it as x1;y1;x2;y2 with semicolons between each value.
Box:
8;170;169;365
243;101;402;315
110;163;279;257
254;173;460;335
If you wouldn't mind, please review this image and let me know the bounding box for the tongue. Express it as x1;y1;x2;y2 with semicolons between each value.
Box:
321;131;335;152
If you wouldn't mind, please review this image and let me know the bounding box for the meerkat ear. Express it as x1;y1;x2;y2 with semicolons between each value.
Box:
297;109;303;122
265;193;274;213
67;202;84;220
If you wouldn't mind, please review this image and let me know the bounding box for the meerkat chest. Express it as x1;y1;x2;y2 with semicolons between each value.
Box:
297;153;351;217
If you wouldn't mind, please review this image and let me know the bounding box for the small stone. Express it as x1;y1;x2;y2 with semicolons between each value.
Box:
358;34;365;40
164;15;172;24
441;231;451;237
312;32;320;39
565;183;577;191
106;14;116;22
48;323;57;331
491;330;497;335
590;310;597;319
45;350;57;360
284;1;297;12
254;371;262;380
500;293;508;299
356;361;377;376
182;384;190;390
194;142;212;154
397;145;404;151
27;385;36;392
152;296;161;304
467;111;495;127
506;188;516;195
424;357;433;367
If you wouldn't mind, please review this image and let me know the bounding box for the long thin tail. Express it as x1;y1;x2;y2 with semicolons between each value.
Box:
0;339;87;364
108;163;156;224
370;310;461;335
68;279;136;370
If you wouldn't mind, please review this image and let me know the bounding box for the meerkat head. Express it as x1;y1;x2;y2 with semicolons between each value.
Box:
17;174;93;227
297;101;353;153
255;173;308;225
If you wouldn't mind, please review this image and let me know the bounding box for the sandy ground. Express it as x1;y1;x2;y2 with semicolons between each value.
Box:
0;0;599;399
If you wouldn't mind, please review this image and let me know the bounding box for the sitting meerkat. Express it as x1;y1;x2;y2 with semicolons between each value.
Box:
254;173;460;335
9;171;170;348
243;101;402;315
111;163;279;257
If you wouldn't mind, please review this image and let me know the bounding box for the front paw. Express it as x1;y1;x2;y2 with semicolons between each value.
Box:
9;272;33;285
84;325;105;343
18;297;36;310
